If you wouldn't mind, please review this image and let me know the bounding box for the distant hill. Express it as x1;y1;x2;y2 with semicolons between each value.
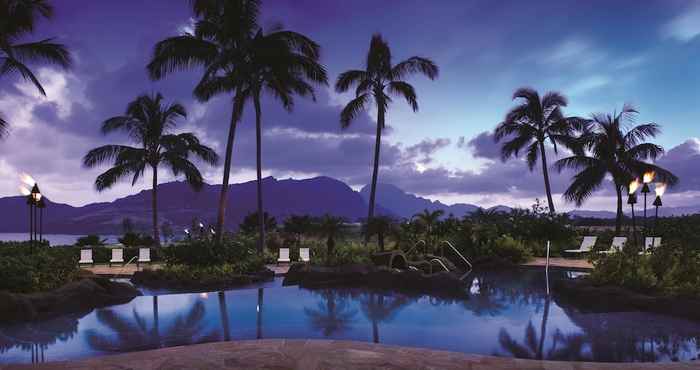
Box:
360;183;480;219
0;176;386;234
568;205;700;219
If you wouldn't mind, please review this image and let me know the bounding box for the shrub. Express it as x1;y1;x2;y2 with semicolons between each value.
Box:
75;234;107;247
311;241;371;266
0;242;80;293
119;232;156;247
161;234;259;267
491;235;532;264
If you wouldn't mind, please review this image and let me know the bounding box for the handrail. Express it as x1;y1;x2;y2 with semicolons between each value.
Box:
440;240;473;270
429;258;449;274
120;255;138;274
405;239;426;256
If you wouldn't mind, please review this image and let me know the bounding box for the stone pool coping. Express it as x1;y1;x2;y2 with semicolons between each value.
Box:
3;339;698;370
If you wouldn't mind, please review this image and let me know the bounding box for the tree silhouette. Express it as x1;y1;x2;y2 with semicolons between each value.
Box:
0;0;71;137
83;93;218;244
359;292;411;343
336;34;438;245
304;289;357;337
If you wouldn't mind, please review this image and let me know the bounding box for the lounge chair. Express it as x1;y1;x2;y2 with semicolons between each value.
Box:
600;237;627;254
79;248;93;266
277;248;291;265
564;236;597;255
299;247;310;262
137;247;151;268
109;248;124;267
640;237;662;254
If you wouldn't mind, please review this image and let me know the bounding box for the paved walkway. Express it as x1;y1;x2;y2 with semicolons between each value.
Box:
82;263;163;277
523;257;593;270
2;339;697;370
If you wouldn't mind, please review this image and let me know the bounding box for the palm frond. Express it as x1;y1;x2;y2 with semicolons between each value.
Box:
499;133;532;161
335;70;368;93
623;123;660;147
94;161;144;191
147;35;218;80
0;57;46;95
525;141;539;170
387;81;417;111
340;93;369;129
390;56;439;80
0;112;7;138
8;39;72;69
83;145;144;168
161;154;205;191
563;164;608;206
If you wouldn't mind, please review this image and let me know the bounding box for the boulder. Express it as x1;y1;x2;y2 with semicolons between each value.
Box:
0;277;141;323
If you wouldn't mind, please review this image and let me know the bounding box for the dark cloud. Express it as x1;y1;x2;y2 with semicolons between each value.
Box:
658;139;700;192
465;131;501;160
404;138;451;164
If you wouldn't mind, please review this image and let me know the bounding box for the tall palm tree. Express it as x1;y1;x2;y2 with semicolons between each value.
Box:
336;34;438;244
0;0;71;136
83;93;218;245
413;209;444;249
494;88;586;214
148;0;328;252
554;105;678;233
315;215;346;264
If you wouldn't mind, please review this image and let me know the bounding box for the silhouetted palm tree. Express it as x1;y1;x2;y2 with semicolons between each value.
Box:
363;215;394;251
359;292;410;343
413;209;444;249
148;1;327;252
283;214;314;245
494;88;586;214
0;0;71;137
315;215;346;264
554;105;677;232
336;34;438;244
83;93;218;244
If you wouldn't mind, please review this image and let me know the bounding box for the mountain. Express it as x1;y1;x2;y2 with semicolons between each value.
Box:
569;205;700;219
360;183;480;219
0;176;386;235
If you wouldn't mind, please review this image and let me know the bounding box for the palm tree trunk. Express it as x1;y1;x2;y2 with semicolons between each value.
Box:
615;183;623;233
256;288;264;339
537;296;550;359
218;291;231;341
539;141;555;214
254;93;265;254
215;104;239;243
152;164;160;246
365;106;385;246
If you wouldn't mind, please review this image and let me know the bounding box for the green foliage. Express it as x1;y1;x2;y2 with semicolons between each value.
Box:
239;212;277;235
75;234;107;247
491;236;532;264
161;221;175;244
162;234;259;267
119;232;156;247
0;242;80;293
311;241;370;267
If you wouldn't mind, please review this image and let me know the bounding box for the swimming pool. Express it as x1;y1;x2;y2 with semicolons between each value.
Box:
1;268;699;364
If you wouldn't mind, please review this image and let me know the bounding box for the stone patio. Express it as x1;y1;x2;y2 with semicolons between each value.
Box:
2;339;698;370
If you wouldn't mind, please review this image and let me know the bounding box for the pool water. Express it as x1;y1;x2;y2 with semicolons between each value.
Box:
1;268;699;364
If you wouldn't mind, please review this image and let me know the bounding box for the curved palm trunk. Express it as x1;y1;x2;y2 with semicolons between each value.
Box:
254;93;265;254
539;142;555;214
215;105;240;243
152;165;160;246
615;183;623;233
365;106;385;246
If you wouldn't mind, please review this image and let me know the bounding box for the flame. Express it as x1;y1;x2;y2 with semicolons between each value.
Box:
629;179;640;194
19;186;30;196
643;171;655;184
655;183;667;196
199;222;204;228
184;228;190;234
32;193;42;202
20;173;35;187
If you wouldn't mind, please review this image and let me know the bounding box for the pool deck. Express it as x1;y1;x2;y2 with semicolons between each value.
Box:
84;258;591;277
3;339;697;370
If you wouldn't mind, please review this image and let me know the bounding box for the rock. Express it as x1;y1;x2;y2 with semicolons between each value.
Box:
283;263;468;299
0;277;141;323
554;278;700;322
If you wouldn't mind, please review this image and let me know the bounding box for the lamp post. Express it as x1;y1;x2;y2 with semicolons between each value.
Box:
641;172;654;236
30;184;42;245
653;182;666;236
628;179;639;248
36;197;46;243
26;194;35;245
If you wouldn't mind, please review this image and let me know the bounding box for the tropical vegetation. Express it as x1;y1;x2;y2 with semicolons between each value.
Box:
83;93;218;245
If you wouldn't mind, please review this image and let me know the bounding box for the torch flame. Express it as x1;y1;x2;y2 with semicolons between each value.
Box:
20;173;35;187
19;186;30;196
655;183;667;196
629;179;640;194
643;171;655;184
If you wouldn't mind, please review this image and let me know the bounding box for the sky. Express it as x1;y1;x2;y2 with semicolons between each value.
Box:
0;0;699;211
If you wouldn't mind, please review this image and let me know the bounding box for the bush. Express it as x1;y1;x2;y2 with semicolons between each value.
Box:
311;241;371;266
161;234;259;267
491;235;532;264
0;242;80;293
75;234;107;247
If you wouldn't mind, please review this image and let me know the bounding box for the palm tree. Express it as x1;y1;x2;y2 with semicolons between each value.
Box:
0;0;71;136
283;214;314;245
363;215;393;251
494;88;587;214
336;34;438;244
83;93;218;245
315;215;346;264
148;0;328;253
304;289;357;337
413;209;444;249
554;105;678;233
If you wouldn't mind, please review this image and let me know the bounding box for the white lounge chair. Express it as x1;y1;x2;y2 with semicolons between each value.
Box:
109;248;124;267
137;247;151;267
600;237;627;254
79;249;93;266
640;237;662;254
299;247;310;262
277;248;290;265
564;236;597;254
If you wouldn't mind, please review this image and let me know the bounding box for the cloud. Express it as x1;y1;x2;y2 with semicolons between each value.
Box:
464;131;500;160
657;138;700;192
404;138;451;164
662;3;700;42
567;75;610;96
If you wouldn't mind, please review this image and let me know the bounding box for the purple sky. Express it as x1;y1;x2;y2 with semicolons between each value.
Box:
0;0;699;211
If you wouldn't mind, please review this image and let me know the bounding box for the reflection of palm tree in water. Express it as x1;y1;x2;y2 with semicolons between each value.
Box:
0;315;79;363
305;289;357;337
359;292;411;343
218;292;231;341
257;288;263;339
498;294;553;360
87;297;217;352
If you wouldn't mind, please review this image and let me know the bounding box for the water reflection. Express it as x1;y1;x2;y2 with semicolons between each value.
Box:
86;297;217;352
2;269;700;364
304;289;357;337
